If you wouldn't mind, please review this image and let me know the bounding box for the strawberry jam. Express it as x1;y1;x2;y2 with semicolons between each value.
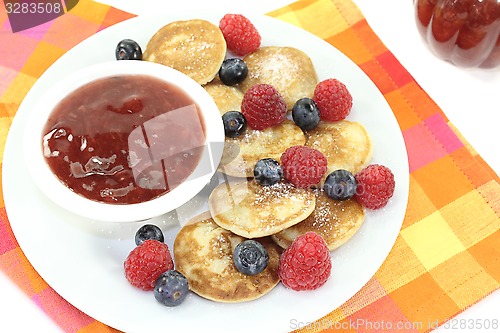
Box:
42;75;206;204
415;0;500;68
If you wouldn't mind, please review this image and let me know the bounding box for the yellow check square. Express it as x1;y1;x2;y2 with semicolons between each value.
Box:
401;211;466;270
0;72;36;105
430;252;499;308
0;117;13;162
440;189;499;248
273;0;349;39
375;236;427;293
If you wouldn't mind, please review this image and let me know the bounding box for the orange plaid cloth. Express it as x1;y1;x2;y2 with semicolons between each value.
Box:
1;0;499;332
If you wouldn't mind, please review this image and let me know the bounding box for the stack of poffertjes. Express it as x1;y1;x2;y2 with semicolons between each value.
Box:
143;18;373;303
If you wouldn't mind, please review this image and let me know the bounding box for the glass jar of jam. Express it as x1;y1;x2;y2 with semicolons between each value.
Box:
414;0;500;68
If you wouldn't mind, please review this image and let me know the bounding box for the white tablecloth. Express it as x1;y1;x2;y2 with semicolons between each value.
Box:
1;0;498;331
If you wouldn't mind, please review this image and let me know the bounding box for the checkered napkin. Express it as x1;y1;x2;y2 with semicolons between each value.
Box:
0;0;499;332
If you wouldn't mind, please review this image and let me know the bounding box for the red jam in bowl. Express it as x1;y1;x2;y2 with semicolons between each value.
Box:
42;75;206;204
415;0;500;68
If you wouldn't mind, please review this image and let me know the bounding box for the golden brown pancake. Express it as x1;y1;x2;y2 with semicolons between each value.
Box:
240;46;318;110
305;120;373;175
208;180;316;238
272;190;365;251
173;214;281;303
144;19;226;85
203;80;244;115
218;120;305;177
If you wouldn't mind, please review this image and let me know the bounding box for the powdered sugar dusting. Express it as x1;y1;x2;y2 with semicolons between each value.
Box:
250;52;299;85
307;190;363;240
251;181;313;207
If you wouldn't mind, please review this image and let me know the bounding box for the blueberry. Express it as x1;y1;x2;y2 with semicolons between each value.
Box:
135;224;164;246
254;158;283;186
219;58;248;86
323;169;357;201
292;98;320;131
154;270;189;307
115;39;142;60
222;111;247;138
233;240;269;276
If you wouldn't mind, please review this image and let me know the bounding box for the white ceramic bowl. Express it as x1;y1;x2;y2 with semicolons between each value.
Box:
23;60;224;222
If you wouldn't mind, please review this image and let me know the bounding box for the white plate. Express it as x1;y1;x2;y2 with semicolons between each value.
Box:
3;13;409;333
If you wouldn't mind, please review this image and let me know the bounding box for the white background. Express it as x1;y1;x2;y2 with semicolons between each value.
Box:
1;0;499;332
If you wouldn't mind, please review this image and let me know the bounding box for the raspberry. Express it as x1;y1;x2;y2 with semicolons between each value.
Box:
278;232;331;291
219;14;261;56
313;78;353;121
354;164;395;210
280;146;327;188
241;84;287;130
124;240;174;291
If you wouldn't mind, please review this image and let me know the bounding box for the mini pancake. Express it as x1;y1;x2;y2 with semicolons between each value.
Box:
218;120;305;177
208;180;316;238
143;19;226;85
240;46;318;110
305;120;372;175
173;215;281;303
272;190;365;251
203;80;244;115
